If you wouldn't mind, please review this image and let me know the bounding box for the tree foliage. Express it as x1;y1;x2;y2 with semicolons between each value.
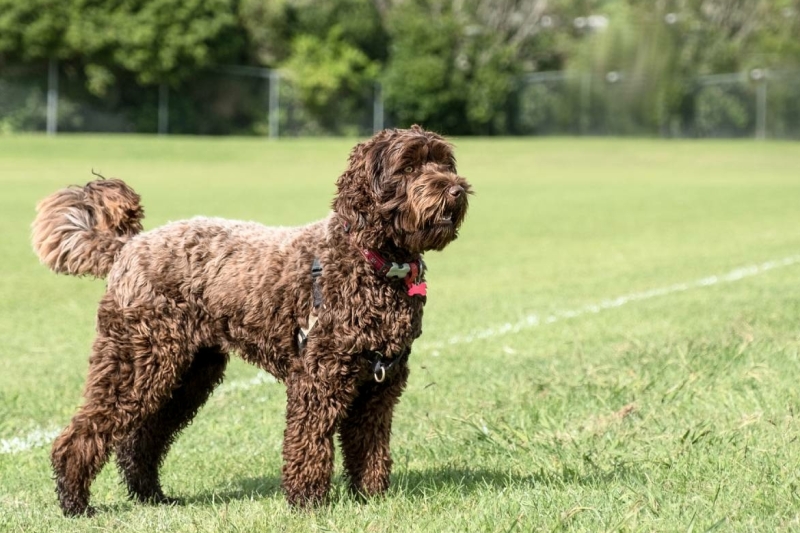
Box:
1;0;799;134
284;26;379;133
0;0;69;61
0;0;241;92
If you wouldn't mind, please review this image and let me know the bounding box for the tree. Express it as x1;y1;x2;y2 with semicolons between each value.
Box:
284;27;379;133
382;0;552;133
67;0;242;91
0;0;242;93
0;0;69;61
382;5;468;133
239;0;386;133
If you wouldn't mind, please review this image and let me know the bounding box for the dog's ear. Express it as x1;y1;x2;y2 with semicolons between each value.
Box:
365;138;392;196
332;132;392;230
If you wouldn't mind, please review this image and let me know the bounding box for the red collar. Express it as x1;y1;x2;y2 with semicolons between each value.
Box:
341;219;427;297
358;248;427;297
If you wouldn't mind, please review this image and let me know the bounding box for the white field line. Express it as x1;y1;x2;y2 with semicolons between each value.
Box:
3;254;799;455
0;427;62;455
0;377;279;456
0;377;281;456
420;254;800;351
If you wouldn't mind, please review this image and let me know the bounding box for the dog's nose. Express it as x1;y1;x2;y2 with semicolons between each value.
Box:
448;185;464;198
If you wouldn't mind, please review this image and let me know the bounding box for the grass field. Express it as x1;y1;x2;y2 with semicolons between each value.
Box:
1;135;800;532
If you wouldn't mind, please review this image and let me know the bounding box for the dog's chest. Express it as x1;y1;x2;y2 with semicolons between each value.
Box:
342;282;425;358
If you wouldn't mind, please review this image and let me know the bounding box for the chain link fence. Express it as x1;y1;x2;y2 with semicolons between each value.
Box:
2;61;800;138
517;69;800;139
0;61;382;137
0;64;49;134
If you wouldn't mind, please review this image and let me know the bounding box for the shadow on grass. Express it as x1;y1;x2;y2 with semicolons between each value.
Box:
165;461;645;507
181;469;526;506
390;467;536;498
390;464;644;498
181;475;284;505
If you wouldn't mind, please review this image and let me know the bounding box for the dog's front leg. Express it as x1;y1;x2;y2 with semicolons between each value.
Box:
281;369;354;507
339;363;409;497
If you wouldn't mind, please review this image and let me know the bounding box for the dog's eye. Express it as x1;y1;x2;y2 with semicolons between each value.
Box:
403;166;414;174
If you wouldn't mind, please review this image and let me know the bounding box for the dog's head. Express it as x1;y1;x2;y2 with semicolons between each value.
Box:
333;126;471;254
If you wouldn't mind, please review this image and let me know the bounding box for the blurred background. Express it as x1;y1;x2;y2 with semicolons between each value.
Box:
1;0;799;138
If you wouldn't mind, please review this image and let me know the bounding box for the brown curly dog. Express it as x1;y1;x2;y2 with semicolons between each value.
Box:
31;126;471;516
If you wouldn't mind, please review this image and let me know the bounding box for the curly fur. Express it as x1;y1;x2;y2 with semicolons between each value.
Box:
32;178;144;277
33;126;471;516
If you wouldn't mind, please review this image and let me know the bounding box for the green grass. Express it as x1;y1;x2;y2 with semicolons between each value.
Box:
1;135;800;532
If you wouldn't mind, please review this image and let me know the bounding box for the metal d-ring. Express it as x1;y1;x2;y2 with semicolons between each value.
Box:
372;351;387;383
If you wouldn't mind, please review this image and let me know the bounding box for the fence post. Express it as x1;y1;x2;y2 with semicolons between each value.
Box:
580;72;591;135
158;83;169;136
750;68;767;139
755;72;767;140
373;81;384;133
269;70;280;139
46;58;58;136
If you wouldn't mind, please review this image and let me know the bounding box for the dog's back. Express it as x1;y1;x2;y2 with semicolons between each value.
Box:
32;179;325;317
107;216;323;315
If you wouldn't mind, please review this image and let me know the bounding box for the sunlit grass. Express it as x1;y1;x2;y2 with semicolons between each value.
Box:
1;135;799;531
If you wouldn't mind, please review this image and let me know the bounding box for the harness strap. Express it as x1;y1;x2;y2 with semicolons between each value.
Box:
311;258;323;307
297;258;323;351
295;254;410;384
364;349;410;383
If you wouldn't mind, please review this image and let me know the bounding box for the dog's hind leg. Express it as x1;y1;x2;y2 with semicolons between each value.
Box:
116;346;228;504
51;409;114;517
339;364;409;497
52;298;195;517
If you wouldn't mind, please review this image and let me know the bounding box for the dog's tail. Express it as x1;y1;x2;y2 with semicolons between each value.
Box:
32;178;144;278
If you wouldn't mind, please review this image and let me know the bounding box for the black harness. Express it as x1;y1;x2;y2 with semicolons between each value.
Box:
295;258;323;350
297;258;407;383
368;349;410;383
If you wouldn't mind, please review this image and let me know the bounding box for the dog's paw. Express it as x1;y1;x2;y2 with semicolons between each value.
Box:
131;489;184;506
286;490;328;510
349;479;390;501
149;494;183;506
62;504;96;518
